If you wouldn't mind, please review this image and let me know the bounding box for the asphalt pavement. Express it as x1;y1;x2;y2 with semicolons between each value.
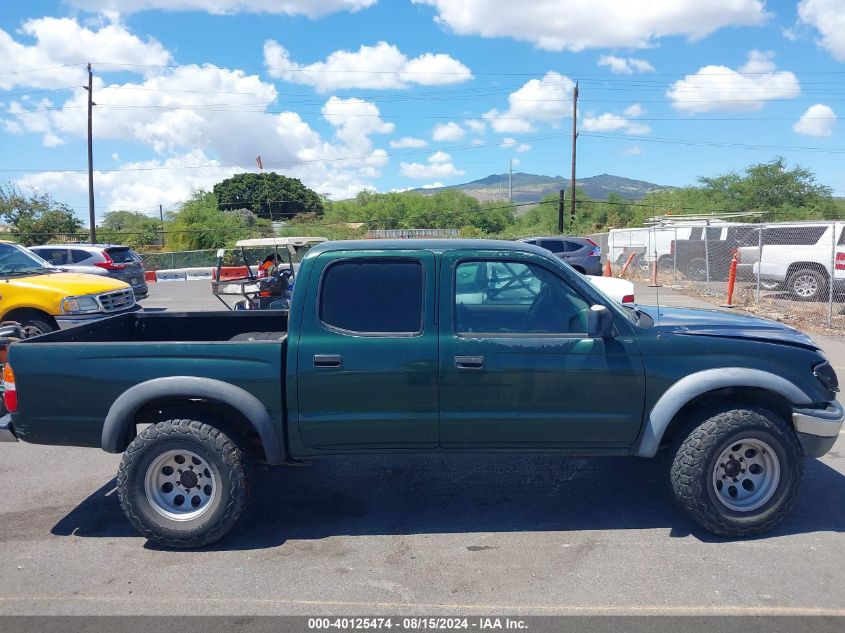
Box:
0;279;844;616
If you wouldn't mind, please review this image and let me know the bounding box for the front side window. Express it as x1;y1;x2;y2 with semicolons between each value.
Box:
34;248;69;265
0;244;50;277
319;259;423;334
454;260;590;334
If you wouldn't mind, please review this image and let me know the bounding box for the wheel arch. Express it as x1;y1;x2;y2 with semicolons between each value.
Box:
633;368;812;458
102;376;286;465
2;307;58;328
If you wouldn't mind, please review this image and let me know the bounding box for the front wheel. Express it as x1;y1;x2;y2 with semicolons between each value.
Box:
117;419;251;548
670;408;803;537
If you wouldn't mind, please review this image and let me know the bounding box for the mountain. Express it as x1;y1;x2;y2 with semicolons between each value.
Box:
415;173;671;203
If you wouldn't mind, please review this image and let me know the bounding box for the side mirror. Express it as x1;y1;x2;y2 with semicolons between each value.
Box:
587;305;614;339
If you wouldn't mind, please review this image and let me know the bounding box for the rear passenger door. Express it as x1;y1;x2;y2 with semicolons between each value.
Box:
295;251;439;449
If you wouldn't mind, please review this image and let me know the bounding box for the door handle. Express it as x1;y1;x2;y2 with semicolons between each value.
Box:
314;354;342;368
455;355;484;369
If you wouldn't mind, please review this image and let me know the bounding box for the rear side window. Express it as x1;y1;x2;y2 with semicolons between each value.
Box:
69;249;90;263
763;226;827;246
838;226;845;246
539;239;567;252
106;247;136;263
320;259;423;334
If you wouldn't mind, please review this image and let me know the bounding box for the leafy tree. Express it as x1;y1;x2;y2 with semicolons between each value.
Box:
166;190;269;250
98;210;161;248
213;173;324;220
0;183;82;245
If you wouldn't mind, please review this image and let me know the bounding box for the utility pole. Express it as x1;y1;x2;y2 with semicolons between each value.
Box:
558;189;565;233
159;204;165;248
84;62;96;243
570;80;579;229
508;159;513;203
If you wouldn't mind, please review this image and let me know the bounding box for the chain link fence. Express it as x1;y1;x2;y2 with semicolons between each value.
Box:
606;220;845;332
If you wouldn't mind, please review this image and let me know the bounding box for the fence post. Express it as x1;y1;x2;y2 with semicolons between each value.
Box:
704;225;711;288
830;223;836;327
755;224;762;305
672;227;677;285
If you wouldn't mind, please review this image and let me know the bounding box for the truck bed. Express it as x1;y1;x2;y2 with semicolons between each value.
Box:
9;311;287;448
34;310;288;343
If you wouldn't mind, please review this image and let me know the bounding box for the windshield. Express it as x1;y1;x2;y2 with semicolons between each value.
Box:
0;243;52;277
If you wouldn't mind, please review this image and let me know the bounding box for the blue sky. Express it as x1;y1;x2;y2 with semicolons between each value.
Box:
0;0;843;220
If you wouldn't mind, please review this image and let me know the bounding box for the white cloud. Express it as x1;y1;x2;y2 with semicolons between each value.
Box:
624;145;643;155
667;50;800;113
581;112;652;135
0;16;172;90
793;104;837;138
67;0;376;18
399;151;465;179
483;71;575;133
598;55;655;74
432;121;465;141
263;40;472;92
499;137;530;152
798;0;845;61
389;136;428;148
413;0;768;51
623;103;645;118
421;182;445;189
464;119;486;134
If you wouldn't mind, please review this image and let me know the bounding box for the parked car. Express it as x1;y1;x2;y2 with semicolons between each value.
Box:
30;244;149;299
25;245;109;277
519;236;602;275
586;275;635;304
0;241;139;336
1;239;840;548
736;222;845;301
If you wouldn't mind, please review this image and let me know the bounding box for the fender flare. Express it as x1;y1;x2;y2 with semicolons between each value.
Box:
101;376;286;465
633;368;812;458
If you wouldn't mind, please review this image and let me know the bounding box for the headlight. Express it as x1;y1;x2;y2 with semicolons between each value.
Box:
814;361;839;393
61;295;101;315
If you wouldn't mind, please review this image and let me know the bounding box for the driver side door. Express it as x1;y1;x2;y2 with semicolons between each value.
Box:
438;250;645;449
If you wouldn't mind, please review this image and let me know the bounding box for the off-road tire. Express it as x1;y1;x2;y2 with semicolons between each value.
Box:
787;268;828;302
670;408;803;537
117;419;250;548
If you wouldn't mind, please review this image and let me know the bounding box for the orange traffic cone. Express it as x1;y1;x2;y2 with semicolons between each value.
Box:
603;260;612;277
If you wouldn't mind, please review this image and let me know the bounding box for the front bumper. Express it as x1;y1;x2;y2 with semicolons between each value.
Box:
0;414;17;442
793;400;843;457
55;305;142;330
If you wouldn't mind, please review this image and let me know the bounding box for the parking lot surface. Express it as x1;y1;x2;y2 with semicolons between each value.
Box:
1;280;844;615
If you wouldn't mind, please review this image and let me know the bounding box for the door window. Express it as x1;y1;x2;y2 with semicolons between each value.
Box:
319;259;424;334
454;260;590;334
33;248;69;265
539;239;567;253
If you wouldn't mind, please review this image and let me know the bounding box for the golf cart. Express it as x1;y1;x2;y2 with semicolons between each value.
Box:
211;236;327;311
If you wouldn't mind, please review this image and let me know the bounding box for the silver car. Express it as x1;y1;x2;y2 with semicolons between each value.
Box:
30;244;149;299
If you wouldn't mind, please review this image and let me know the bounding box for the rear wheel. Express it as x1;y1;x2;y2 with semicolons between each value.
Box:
685;257;707;281
787;268;828;302
117;419;250;548
670;408;803;537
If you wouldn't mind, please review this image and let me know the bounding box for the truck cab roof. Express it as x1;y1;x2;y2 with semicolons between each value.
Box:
304;238;550;258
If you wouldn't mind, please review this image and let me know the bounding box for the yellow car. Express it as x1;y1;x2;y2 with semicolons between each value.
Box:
0;241;139;336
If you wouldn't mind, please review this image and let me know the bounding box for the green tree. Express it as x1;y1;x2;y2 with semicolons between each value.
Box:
213;173;324;220
0;183;82;245
98;210;162;249
166;190;268;250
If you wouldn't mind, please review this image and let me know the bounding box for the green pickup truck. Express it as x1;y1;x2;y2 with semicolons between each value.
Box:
1;239;841;548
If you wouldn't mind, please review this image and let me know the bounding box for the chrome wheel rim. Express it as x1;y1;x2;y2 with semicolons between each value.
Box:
21;324;46;337
143;449;218;521
712;438;780;512
793;274;818;298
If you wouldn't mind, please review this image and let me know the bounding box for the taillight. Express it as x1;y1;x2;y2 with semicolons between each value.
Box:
586;238;599;247
622;294;635;304
590;246;601;257
3;364;17;413
836;252;845;271
94;252;126;271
